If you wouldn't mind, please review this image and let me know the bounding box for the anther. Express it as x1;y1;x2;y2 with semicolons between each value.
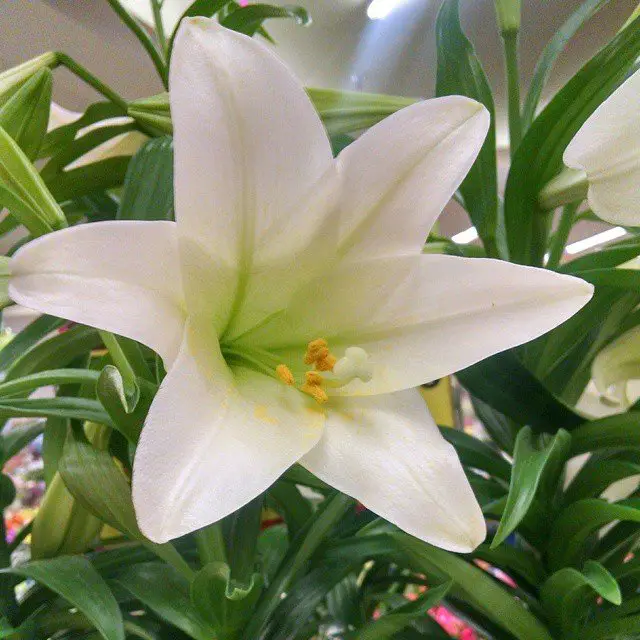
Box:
275;364;295;386
300;371;329;404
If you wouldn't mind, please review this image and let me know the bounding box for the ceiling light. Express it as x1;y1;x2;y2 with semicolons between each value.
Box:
367;0;411;20
451;226;479;244
565;226;627;255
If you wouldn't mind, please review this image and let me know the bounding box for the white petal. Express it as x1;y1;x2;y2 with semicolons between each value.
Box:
302;389;485;552
592;324;640;407
132;322;324;543
564;69;640;226
249;254;593;394
335;96;489;260
170;18;333;269
9;221;185;365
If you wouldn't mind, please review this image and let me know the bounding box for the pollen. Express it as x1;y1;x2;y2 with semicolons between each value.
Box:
276;364;295;386
304;338;337;372
300;370;329;404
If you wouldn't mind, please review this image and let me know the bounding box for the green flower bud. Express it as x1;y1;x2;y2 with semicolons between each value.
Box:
128;92;172;135
494;0;521;33
0;53;58;108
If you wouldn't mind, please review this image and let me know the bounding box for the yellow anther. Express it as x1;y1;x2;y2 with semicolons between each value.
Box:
276;364;295;386
300;370;329;404
304;338;337;372
304;371;323;386
315;353;337;372
304;339;329;365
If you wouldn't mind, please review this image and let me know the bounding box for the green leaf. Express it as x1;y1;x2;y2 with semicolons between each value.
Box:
0;315;64;373
191;562;262;639
46;156;131;202
0;68;52;160
569;412;640;456
564;454;640;504
0;368;99;398
3;556;124;640
492;427;571;547
559;242;640;273
541;561;620;638
221;4;310;37
582;614;640;640
40;124;135;180
0;125;66;235
435;0;500;258
307;88;417;137
521;0;612;130
223;494;263;588
351;581;451;640
1;421;45;462
0;397;111;426
117;136;173;221
39;101;123;158
243;493;354;640
547;498;640;569
439;426;511;482
504;13;640;265
116;563;214;640
5;324;101;380
471;543;547;587
58;427;191;576
96;366;153;444
393;533;553;640
456;351;583;432
471;396;517;454
268;480;313;538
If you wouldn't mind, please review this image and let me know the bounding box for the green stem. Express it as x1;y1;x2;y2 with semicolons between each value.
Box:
150;0;169;58
546;202;579;269
196;523;227;567
502;30;522;157
147;541;195;580
105;0;168;88
55;53;128;112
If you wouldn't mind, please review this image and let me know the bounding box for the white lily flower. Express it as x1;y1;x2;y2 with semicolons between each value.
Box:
564;68;640;226
591;324;640;410
8;18;593;551
48;102;147;169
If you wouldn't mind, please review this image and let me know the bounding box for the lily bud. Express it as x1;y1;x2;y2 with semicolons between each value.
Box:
31;422;109;559
494;0;521;33
0;53;58;108
128;92;172;135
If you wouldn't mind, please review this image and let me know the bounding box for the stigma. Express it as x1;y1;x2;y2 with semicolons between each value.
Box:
276;338;373;404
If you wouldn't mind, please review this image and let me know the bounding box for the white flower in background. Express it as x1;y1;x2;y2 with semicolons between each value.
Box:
590;324;640;410
8;18;593;551
48;102;147;169
564;68;640;226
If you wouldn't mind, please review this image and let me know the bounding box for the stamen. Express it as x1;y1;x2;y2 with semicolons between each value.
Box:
300;371;329;404
304;338;337;372
276;364;295;386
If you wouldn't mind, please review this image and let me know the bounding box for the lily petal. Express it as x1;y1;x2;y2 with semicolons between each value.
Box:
335;96;489;260
132;322;324;543
10;221;185;365
564;68;640;226
170;17;333;271
302;389;485;552
253;254;593;394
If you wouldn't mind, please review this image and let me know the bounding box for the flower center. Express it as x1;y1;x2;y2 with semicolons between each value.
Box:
276;338;373;404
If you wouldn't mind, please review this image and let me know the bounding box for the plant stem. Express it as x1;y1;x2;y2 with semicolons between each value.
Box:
546;202;579;269
55;53;128;112
196;523;227;567
502;30;522;157
105;0;168;88
150;0;168;58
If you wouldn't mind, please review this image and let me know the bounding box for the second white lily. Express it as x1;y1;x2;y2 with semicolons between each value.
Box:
9;18;593;552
